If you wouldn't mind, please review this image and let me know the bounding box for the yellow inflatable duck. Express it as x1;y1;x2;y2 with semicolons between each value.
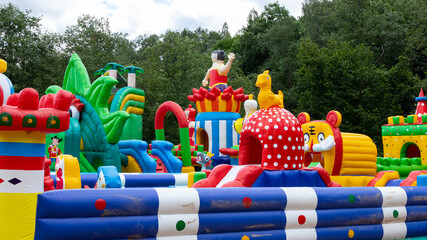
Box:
255;70;283;109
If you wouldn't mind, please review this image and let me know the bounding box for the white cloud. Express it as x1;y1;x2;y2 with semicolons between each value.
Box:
3;0;303;39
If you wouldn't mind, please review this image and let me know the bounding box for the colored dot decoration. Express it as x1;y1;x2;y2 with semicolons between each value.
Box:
95;199;107;210
243;197;252;208
176;220;186;231
243;107;304;170
393;210;399;218
298;215;306;225
348;194;356;203
348;229;355;238
241;236;250;240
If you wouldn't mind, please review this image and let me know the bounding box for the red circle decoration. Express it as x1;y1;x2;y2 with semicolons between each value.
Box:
243;197;252;208
298;215;306;225
95;199;107;210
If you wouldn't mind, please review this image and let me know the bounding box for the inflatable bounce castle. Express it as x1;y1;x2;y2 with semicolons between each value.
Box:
0;53;427;240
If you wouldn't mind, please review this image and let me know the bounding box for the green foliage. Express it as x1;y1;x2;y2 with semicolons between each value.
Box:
300;0;426;77
294;39;417;146
232;2;302;110
63;15;136;78
0;3;67;91
1;2;425;152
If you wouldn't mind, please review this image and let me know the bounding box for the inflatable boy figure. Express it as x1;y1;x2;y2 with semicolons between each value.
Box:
48;136;62;165
202;50;235;91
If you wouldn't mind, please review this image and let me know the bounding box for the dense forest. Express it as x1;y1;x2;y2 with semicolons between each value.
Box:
0;1;426;153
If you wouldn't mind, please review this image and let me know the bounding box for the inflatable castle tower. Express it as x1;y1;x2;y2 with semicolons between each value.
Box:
382;89;427;165
187;86;248;164
0;59;73;239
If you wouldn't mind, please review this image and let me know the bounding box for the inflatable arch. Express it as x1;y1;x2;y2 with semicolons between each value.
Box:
154;101;194;172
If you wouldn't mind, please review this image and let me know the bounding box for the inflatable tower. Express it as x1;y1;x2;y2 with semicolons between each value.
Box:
382;89;427;165
0;87;72;239
188;87;248;164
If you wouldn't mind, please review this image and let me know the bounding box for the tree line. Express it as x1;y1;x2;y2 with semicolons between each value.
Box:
1;1;426;153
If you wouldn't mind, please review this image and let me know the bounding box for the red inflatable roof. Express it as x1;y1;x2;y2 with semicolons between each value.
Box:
0;88;73;133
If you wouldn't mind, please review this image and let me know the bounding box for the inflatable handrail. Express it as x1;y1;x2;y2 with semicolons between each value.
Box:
151;140;183;173
118;140;157;173
51;172;189;188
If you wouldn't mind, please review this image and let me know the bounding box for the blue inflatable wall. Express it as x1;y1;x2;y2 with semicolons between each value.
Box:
34;186;427;239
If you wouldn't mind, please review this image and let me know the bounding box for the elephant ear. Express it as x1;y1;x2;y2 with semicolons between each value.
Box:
326;110;342;128
297;112;310;124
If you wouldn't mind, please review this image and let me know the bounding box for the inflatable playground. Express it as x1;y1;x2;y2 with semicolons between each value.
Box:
0;53;426;240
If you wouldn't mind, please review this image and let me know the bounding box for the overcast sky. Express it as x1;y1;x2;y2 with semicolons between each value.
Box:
4;0;304;39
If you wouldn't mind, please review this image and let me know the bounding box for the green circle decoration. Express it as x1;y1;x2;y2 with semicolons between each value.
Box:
176;220;186;231
348;194;356;203
393;210;399;218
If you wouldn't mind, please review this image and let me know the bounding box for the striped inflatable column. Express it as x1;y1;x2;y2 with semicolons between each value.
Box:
282;187;318;239
195;119;213;154
0;131;46;240
155;188;200;239
378;187;408;239
195;112;241;157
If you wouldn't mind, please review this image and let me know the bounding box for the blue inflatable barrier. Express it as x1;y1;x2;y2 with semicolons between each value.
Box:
52;172;188;188
406;221;427;238
122;173;186;187
316;224;384;240
34;186;427;239
314;187;382;209
36;189;159;218
198;230;286;240
151;140;183;173
198;187;286;212
36;216;158;240
252;170;327;187
406;206;427;221
404;186;427;205
118;140;157;173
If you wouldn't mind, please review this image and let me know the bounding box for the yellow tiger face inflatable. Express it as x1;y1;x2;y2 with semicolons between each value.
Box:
298;111;377;176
